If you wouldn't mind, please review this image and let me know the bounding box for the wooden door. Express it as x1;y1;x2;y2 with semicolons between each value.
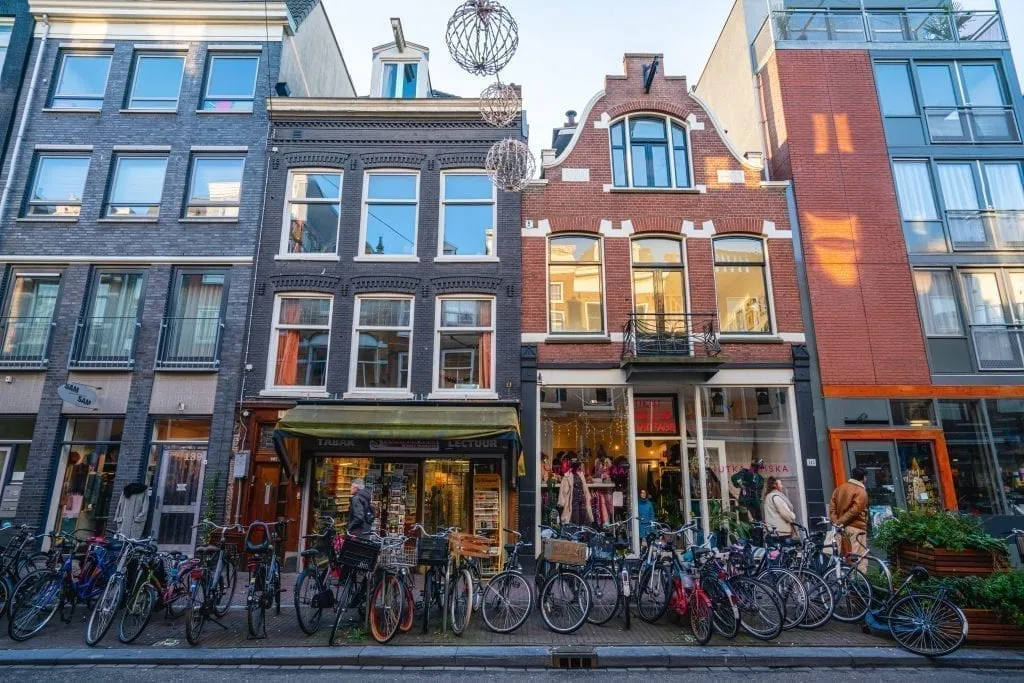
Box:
248;463;281;525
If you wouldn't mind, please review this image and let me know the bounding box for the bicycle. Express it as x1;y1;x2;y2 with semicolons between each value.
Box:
244;518;292;639
117;543;167;643
731;523;808;631
85;534;157;646
0;524;42;618
8;531;118;642
479;528;533;633
578;519;633;626
367;533;416;644
536;524;592;634
766;522;835;629
412;524;456;634
159;551;198;619
295;515;344;635
808;517;873;623
185;521;242;646
327;532;381;646
445;531;493;636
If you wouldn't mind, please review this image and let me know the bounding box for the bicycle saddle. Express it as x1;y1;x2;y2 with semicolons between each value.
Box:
195;545;219;555
909;565;930;580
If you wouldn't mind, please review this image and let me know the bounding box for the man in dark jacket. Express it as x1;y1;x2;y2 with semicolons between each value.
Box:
347;478;374;537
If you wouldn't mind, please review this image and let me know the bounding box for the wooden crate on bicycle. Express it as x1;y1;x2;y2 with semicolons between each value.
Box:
542;538;588;566
449;532;493;559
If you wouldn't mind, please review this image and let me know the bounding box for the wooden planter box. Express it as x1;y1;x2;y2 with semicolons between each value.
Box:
894;544;1007;577
964;608;1024;646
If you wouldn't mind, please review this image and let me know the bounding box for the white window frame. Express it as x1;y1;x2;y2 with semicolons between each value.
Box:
711;235;777;337
913;268;965;338
431;295;498;399
380;60;419;99
357;170;420;262
0;21;14;74
126;52;186;111
277;168;343;260
201;53;260;112
436;170;498;262
608;114;694;190
347;294;415;398
49;52;112;109
263;293;332;396
546;234;608;338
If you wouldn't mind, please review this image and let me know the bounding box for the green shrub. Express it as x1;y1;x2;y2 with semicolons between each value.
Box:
871;508;1008;556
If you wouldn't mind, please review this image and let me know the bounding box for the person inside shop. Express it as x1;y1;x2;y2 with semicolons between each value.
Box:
346;478;374;537
557;453;593;526
731;458;765;521
637;489;656;541
762;476;796;538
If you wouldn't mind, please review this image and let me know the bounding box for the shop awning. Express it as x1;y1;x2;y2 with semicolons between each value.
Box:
273;404;521;479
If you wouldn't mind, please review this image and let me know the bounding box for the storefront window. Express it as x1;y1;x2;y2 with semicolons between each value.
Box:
891;399;936;427
896;442;942;512
939;399;1002;515
540;387;631;533
54;418;123;536
987;398;1024;515
0;417;34;520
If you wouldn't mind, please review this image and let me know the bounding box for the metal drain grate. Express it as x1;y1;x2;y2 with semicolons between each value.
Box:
553;653;597;669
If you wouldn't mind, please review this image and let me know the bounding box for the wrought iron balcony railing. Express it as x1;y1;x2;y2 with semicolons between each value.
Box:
622;312;721;360
0;316;55;368
971;323;1024;371
924;106;1020;144
946;210;1024;251
156;316;223;369
69;316;140;369
771;9;1005;44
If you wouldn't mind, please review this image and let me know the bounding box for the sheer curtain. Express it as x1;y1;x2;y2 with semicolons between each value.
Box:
983;163;1024;246
171;275;223;359
962;272;1012;368
938;163;984;245
893;161;938;220
914;271;962;336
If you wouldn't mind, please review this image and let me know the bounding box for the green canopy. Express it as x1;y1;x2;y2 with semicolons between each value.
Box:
276;404;520;441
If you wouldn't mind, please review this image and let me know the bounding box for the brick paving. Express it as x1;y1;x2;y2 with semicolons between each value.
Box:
0;572;887;651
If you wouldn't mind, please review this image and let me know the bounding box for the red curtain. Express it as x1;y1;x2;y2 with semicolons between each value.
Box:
274;301;303;385
478;332;492;390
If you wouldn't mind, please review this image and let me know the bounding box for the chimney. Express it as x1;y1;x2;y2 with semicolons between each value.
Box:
564;110;577;128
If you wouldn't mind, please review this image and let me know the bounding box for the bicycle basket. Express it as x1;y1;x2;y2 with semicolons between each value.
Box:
542;538;588;566
588;535;614;562
417;536;449;567
337;536;380;572
450;532;494;559
379;544;416;568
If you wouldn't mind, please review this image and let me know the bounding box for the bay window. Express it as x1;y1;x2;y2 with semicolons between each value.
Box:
713;237;771;334
435;297;495;393
351;296;412;392
269;295;331;390
548;235;604;334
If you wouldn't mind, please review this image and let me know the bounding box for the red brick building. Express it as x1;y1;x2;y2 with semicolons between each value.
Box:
519;54;820;547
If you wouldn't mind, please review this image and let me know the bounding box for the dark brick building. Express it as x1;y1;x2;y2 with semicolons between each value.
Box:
0;0;352;553
238;24;524;567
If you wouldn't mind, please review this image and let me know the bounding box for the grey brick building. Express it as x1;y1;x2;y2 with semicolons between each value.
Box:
238;22;524;565
0;0;352;553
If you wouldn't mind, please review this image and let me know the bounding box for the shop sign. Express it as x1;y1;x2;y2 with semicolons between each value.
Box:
57;382;98;409
312;437;508;455
634;396;678;435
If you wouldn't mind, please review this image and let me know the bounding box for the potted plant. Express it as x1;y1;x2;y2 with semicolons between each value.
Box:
872;509;1009;577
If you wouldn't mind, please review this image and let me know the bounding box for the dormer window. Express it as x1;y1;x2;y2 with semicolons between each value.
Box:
610;115;691;189
382;62;418;98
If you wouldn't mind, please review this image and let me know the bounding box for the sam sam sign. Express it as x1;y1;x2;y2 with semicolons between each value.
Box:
57;382;98;409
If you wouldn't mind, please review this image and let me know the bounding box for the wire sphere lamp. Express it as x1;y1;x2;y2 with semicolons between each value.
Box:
479;81;521;127
485;138;535;192
445;0;519;77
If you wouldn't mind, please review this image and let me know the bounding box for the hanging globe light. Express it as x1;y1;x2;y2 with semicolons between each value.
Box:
479;81;521;127
485;138;535;192
446;0;519;77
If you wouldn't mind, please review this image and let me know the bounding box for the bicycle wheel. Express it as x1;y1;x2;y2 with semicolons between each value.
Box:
704;577;740;639
760;568;808;630
448;568;473;636
328;573;355;646
583;564;621;626
273;571;281;616
636;565;670;623
8;570;62;642
295;567;325;635
421;569;434;634
481;571;532;633
399;578;415;633
167;575;191;619
0;576;9;619
689;586;714;645
118;584;156;644
185;578;206;646
214;560;236;618
730;576;783;641
369;573;403;644
796;570;834;629
888;593;967;657
826;564;872;623
539;570;591;635
85;572;123;646
247;568;267;638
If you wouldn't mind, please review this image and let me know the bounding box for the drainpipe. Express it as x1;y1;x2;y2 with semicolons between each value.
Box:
0;15;49;222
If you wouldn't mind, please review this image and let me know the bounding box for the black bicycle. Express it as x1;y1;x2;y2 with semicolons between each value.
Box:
245;518;291;638
185;521;241;646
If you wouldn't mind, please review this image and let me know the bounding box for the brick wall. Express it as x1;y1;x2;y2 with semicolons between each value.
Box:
761;50;930;387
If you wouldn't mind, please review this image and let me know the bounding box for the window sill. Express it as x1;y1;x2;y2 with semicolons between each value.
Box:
179;217;240;224
545;335;611;344
196;109;254;115
434;255;500;263
342;390;414;400
41;107;102;114
119;108;178;114
15;216;79;223
97;217;160;224
427;391;500;400
605;186;704;194
718;334;784;344
275;253;341;261
352;255;420;263
259;388;330;398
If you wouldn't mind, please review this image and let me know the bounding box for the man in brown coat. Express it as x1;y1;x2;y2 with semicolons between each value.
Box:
830;467;869;572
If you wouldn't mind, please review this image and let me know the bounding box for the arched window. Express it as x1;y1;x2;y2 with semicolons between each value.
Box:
610;115;690;189
713;237;771;334
548;235;604;334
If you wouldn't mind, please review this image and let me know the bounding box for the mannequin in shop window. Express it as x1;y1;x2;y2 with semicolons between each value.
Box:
731;458;765;522
557;453;593;526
